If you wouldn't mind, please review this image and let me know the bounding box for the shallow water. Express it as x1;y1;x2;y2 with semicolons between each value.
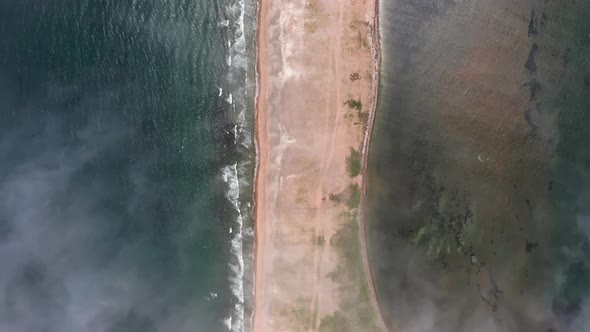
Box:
368;1;590;331
0;0;256;331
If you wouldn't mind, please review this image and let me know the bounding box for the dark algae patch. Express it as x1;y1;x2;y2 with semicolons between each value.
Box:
525;43;539;73
525;240;539;253
523;78;542;101
528;10;538;37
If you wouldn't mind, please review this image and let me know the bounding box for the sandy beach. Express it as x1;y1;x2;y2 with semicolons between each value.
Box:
253;0;384;330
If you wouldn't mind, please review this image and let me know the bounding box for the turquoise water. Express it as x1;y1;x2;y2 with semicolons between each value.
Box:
368;1;590;331
0;0;256;331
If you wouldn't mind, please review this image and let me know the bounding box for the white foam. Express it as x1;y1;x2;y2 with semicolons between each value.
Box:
220;0;254;329
224;0;253;153
219;87;223;97
224;316;232;330
222;164;241;210
277;2;304;83
221;163;245;332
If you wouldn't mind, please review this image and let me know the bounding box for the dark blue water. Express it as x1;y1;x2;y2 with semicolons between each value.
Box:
368;1;590;331
0;0;256;331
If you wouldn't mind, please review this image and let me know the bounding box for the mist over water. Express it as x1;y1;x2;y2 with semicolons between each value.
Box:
0;0;256;331
367;1;590;331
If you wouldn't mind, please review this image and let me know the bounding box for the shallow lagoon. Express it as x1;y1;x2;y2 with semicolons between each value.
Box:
367;1;590;331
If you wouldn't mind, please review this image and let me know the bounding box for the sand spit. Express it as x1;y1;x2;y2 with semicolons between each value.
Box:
253;0;385;331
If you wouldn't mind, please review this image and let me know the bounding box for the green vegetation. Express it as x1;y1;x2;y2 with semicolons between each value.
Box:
330;212;362;279
314;234;326;246
345;98;362;111
409;215;483;269
350;72;361;81
328;183;360;209
281;297;313;325
413;222;454;258
343;97;369;127
410;189;476;264
347;183;361;209
346;148;361;177
356;31;370;49
349;19;369;31
327;211;362;283
320;311;351;332
329;193;342;204
292;306;311;324
357;110;369;124
358;306;378;330
324;211;380;331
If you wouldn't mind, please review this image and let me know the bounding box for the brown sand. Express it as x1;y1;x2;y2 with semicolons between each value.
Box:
253;0;385;331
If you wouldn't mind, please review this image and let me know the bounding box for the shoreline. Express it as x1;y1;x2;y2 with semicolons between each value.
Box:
252;0;385;330
251;0;267;328
358;0;388;330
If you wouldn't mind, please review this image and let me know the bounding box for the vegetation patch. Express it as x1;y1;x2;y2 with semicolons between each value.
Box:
327;211;361;283
347;183;361;209
349;19;369;31
356;31;370;49
328;183;360;209
357;110;369;124
326;212;381;331
409;189;477;265
296;187;308;204
330;212;362;278
314;234;326;246
346;148;361;178
358;306;378;330
286;298;313;325
305;0;321;33
344;98;362;111
319;311;351;332
329;193;342;204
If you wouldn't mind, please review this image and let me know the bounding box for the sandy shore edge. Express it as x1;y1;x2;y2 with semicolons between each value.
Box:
251;0;267;329
358;0;387;330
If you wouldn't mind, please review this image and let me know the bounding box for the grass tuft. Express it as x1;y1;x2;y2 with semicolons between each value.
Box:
347;183;361;209
314;235;326;246
320;311;351;332
357;111;369;124
344;98;362;111
346;148;361;178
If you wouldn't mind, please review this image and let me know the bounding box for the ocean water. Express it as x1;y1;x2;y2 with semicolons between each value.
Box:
368;1;590;331
0;0;256;331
